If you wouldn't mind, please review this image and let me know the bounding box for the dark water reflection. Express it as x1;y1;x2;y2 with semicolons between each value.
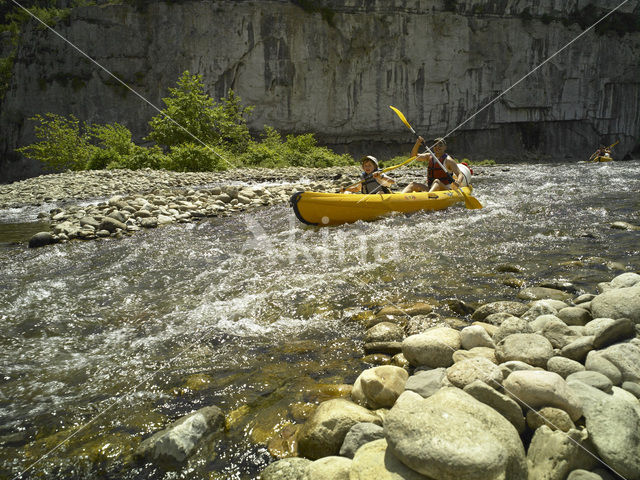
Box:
0;161;638;479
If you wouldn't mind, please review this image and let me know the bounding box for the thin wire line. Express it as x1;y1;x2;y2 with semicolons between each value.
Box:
10;0;235;167
442;0;631;141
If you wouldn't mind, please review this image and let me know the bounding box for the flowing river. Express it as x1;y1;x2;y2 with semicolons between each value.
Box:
1;161;639;479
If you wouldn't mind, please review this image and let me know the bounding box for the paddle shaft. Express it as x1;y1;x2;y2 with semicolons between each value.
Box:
389;105;482;209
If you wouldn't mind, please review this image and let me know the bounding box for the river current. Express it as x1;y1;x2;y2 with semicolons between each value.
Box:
1;161;639;479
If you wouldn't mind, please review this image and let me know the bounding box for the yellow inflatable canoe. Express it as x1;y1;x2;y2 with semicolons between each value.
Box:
290;186;474;226
592;155;613;162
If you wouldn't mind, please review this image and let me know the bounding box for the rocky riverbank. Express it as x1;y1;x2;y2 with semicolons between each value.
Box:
0;167;359;247
257;272;640;480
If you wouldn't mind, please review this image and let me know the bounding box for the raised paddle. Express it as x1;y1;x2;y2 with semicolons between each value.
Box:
389;106;483;209
607;140;619;149
340;155;418;192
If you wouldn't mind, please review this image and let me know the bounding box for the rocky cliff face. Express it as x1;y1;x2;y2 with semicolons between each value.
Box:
1;0;639;181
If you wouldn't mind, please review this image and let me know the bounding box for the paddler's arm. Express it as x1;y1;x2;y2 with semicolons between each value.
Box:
373;172;395;186
444;156;462;190
411;136;424;157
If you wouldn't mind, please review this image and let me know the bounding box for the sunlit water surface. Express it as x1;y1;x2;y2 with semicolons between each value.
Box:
0;161;639;479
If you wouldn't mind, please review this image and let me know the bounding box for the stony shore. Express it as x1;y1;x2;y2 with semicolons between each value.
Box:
128;272;640;480
0;167;361;247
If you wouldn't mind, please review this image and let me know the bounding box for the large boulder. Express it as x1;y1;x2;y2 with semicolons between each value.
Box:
518;287;572;302
401;328;461;368
598;342;640;383
568;380;640;479
339;422;384;459
590;284;640;323
493;317;533;344
526;426;598;480
503;370;583;421
471;301;529;322
303;456;351;480
557;307;592;326
385;389;527;480
495;333;554;368
260;457;312;480
463;380;525;433
134;406;224;465
351;365;408;409
459;325;494;349
296;398;381;460
349;438;429;480
404;368;447;398
446;357;503;389
28;231;54;248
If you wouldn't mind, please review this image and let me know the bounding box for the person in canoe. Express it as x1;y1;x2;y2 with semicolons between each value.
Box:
341;155;395;194
403;137;464;193
589;145;607;161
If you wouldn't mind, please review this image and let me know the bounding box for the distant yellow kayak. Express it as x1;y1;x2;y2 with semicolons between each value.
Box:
290;186;474;226
592;156;613;162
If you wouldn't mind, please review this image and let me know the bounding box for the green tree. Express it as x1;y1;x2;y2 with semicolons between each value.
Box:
146;71;252;153
17;113;94;171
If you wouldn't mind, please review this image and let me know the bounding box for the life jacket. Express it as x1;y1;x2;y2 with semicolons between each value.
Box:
361;171;391;194
427;153;453;186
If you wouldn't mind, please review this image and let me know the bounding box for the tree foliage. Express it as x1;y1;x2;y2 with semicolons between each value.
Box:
146;71;252;153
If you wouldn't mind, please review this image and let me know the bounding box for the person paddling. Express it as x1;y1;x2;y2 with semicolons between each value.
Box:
589;145;606;161
402;137;463;193
341;155;395;194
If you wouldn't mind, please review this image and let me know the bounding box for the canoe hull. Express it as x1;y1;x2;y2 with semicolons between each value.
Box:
290;187;474;226
592;156;613;162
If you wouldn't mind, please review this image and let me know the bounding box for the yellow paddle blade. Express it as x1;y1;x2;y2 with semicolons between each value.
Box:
463;193;483;209
608;140;619;149
389;106;416;134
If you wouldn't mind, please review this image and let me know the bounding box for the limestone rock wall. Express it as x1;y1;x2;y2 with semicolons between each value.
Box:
1;0;639;181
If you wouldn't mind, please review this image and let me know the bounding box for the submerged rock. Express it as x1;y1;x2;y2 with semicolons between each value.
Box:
134;405;224;466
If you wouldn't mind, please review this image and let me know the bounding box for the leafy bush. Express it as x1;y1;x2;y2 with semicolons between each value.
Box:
17;113;94;171
165;143;229;172
240;127;352;168
146;71;252;152
105;145;168;170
